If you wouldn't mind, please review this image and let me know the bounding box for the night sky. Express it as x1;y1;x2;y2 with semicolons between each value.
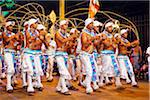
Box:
15;0;149;17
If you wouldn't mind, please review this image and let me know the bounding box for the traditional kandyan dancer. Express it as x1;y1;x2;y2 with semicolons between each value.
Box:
55;20;78;95
75;28;84;87
64;28;79;91
21;21;29;89
23;18;44;95
3;21;22;93
96;33;107;88
37;24;48;77
68;28;80;81
80;18;101;94
92;20;104;86
0;28;6;80
45;33;57;82
117;29;138;87
100;21;124;89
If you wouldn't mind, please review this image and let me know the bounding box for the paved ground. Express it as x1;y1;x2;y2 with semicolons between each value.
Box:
0;76;149;100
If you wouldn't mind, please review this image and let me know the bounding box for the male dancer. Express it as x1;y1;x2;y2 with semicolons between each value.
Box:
22;21;29;88
45;33;56;82
68;28;79;81
93;20;104;87
117;29;138;87
55;20;77;95
23;19;44;95
100;22;123;89
3;21;21;92
80;18;100;94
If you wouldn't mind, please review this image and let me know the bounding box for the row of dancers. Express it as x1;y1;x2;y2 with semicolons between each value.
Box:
0;17;139;95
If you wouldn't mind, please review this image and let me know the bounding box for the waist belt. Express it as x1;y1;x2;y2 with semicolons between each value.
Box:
4;49;16;53
101;50;114;54
24;49;42;55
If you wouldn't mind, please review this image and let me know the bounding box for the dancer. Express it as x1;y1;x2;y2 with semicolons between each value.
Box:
100;22;123;89
45;33;56;82
93;20;104;87
3;21;21;92
55;20;77;95
22;21;29;89
23;19;44;95
68;28;80;81
80;18;100;94
117;29;138;87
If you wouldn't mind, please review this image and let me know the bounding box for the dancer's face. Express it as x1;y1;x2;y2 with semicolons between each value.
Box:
94;26;99;32
7;25;13;31
122;32;128;38
31;22;38;29
39;29;47;35
87;22;93;30
61;23;68;30
107;26;113;33
25;25;28;30
102;34;107;40
115;35;121;42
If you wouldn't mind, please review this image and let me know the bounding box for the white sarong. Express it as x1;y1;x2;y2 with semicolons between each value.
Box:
4;49;17;74
117;55;135;79
23;49;43;78
55;51;71;80
101;50;120;77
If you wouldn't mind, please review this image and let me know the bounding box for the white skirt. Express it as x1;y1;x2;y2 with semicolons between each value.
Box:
23;49;43;77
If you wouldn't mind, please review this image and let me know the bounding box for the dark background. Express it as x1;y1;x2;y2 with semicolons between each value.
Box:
3;0;150;51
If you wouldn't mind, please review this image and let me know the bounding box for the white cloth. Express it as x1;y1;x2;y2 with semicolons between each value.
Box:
28;18;38;27
5;21;15;27
105;22;114;29
37;24;46;30
93;20;103;27
80;51;99;91
23;49;43;77
117;55;134;79
80;51;93;90
55;52;71;80
4;49;16;74
60;20;68;26
146;47;150;55
80;51;93;77
46;40;56;57
101;54;115;77
120;29;128;35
